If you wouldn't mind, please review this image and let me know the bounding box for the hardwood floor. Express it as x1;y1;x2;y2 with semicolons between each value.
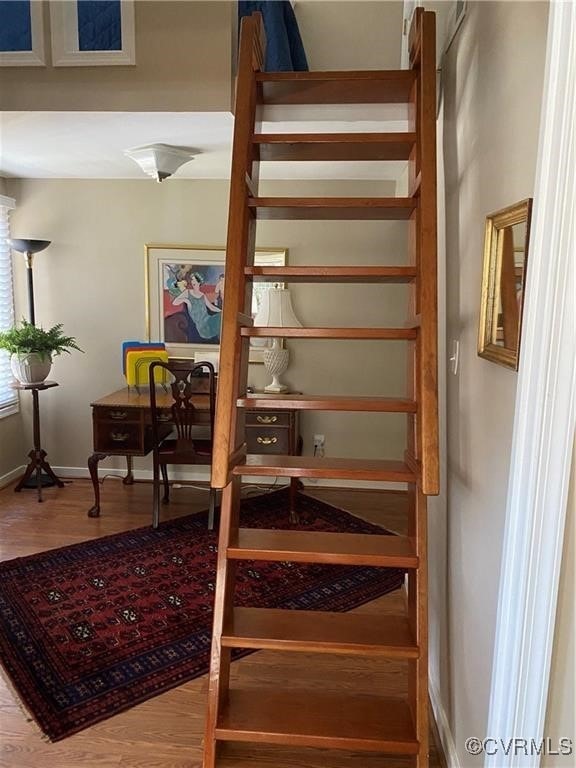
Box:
0;478;442;768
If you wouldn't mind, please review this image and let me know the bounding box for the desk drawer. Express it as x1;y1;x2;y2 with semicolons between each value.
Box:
246;410;291;428
246;425;290;454
96;407;140;424
95;423;142;453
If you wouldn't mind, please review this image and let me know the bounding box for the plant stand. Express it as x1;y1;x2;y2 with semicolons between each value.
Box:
12;381;64;502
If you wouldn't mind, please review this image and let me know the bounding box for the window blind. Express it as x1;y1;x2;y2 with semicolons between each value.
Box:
0;196;18;417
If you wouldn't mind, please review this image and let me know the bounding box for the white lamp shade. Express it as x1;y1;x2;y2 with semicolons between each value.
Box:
254;288;302;328
124;143;198;181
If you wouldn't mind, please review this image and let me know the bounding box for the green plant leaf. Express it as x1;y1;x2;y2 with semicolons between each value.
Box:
0;320;83;357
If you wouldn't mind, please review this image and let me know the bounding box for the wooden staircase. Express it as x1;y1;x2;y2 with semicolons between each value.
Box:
204;9;438;767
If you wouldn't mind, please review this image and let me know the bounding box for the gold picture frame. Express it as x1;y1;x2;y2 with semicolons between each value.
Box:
478;199;532;370
144;244;287;363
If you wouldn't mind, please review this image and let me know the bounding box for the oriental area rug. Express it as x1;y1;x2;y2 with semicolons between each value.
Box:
0;489;404;741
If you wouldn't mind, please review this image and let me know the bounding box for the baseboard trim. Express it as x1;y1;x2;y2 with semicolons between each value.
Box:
0;465;25;491
53;466;407;492
429;676;461;768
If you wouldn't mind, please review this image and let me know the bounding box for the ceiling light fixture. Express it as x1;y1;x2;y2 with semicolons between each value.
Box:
124;143;199;182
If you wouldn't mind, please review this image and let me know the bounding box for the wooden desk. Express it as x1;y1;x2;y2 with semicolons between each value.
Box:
88;388;301;518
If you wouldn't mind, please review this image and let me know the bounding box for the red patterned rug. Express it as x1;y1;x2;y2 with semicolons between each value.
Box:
0;489;404;741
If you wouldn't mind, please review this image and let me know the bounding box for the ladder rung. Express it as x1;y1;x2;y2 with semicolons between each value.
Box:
245;265;417;283
256;70;417;105
254;133;417;162
248;197;417;220
222;608;419;658
233;455;416;482
215;689;419;753
228;529;417;568
238;395;417;413
241;327;417;340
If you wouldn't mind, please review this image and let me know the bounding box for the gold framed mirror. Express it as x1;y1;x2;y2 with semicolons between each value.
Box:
478;199;533;370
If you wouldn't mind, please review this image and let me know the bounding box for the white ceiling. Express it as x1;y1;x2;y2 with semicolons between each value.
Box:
0;109;410;182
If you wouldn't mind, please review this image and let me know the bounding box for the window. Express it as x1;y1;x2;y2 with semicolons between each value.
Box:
0;195;18;418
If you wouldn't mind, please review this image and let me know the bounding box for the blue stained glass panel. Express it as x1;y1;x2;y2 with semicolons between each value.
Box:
0;0;32;52
77;0;122;52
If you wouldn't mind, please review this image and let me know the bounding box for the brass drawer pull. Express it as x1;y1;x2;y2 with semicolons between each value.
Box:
256;436;278;445
110;431;130;443
256;415;277;424
109;410;128;420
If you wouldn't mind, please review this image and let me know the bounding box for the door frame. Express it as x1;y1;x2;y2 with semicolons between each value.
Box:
485;2;575;764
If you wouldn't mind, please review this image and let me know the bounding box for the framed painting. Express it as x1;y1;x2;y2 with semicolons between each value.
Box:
0;0;45;66
145;244;287;363
50;0;135;66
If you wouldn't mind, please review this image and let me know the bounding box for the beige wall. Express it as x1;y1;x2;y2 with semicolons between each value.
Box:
296;1;403;70
441;1;548;763
0;1;235;112
0;0;403;113
0;410;25;485
543;450;576;766
5;177;407;478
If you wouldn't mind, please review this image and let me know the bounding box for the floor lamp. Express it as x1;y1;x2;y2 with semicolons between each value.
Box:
8;238;51;324
9;238;63;496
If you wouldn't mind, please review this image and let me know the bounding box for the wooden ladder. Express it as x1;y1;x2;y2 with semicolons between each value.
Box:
204;9;438;767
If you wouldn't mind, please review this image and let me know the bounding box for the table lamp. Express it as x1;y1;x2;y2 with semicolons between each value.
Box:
254;288;302;392
8;239;51;325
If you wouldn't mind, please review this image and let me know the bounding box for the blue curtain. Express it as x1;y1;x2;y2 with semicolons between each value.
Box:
239;1;308;72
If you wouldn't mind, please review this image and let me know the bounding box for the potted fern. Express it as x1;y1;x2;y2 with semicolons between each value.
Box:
0;320;83;384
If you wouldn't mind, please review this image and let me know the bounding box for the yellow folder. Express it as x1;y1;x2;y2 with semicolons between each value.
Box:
125;350;169;388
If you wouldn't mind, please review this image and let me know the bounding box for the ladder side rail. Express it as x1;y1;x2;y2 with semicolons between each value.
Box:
211;13;264;488
406;37;421;473
410;9;439;495
203;477;242;766
405;208;422;469
407;485;430;767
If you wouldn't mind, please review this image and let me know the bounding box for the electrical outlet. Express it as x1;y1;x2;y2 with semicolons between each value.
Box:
313;434;325;464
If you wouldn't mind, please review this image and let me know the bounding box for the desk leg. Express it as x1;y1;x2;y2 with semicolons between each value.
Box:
123;456;134;485
88;452;107;517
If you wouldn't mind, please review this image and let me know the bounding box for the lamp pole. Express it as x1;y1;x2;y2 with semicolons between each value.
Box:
8;239;50;326
25;250;36;325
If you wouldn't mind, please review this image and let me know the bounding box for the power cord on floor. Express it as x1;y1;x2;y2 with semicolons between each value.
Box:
97;475;284;496
241;478;282;496
98;473;126;485
165;480;284;496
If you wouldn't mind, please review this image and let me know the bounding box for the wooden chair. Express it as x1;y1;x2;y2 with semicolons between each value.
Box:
149;359;217;530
